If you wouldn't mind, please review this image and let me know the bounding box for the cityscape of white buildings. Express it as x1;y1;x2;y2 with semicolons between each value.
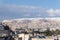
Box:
0;18;60;40
2;18;60;31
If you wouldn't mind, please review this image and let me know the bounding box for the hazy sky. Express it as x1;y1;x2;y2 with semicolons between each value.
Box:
0;0;60;20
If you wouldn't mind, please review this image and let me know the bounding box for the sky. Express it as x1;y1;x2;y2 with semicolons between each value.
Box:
0;0;60;21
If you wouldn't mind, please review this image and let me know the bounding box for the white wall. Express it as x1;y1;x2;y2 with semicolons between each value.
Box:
18;33;29;40
31;38;54;40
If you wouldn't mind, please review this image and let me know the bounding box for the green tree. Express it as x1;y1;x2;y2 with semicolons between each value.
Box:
44;28;52;36
55;29;60;35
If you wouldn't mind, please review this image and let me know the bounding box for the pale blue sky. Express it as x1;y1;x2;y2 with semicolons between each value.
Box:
0;0;60;20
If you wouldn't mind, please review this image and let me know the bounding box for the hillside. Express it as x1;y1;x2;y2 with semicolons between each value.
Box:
2;18;60;31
